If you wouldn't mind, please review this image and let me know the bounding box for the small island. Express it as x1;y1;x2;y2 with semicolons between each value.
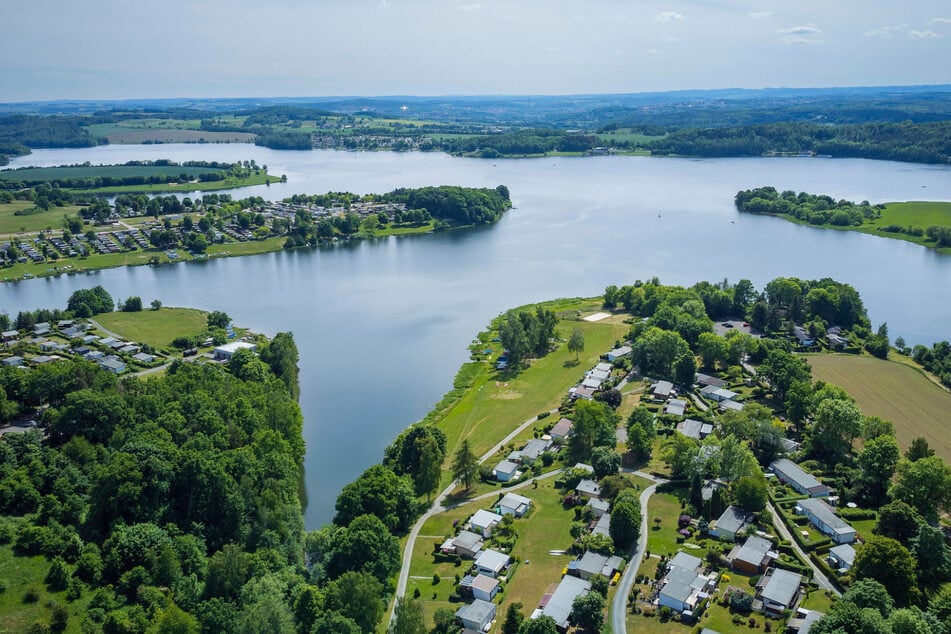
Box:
735;186;951;253
0;184;511;281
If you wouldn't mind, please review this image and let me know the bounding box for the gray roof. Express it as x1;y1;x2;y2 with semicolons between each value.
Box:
734;536;774;566
470;509;502;529
666;399;687;416
761;569;801;607
696;373;727;388
520;438;549;460
592;513;611;537
475;548;510;573
679;419;705;439
669;551;702;571
587;498;610;514
771;459;826;492
715;505;751;535
577;479;600;496
829;544;855;567
550;417;573;437
453;531;483;552
541;575;591;629
456;599;496;626
500;492;531;511
654;380;674;396
494;459;519;475
578;550;609;576
799;498;855;537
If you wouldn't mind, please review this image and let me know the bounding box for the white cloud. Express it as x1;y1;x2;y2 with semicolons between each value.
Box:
748;11;771;19
777;24;823;45
908;29;940;39
646;48;660;55
864;24;943;39
929;17;951;24
458;3;483;10
654;11;684;22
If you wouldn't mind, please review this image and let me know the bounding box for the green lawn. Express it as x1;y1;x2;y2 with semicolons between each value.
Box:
0;543;90;633
0;201;84;234
93;307;209;350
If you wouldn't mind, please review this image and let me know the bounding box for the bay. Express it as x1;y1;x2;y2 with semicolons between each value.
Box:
3;145;951;527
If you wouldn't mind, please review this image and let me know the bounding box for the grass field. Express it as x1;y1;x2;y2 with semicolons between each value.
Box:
807;353;951;460
93;307;209;350
0;201;84;234
0;164;226;182
0;542;90;633
0;247;183;283
852;201;951;252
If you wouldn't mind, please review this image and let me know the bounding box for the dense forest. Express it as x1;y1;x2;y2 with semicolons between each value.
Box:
0;161;255;190
0;115;97;165
439;130;600;157
735;187;881;227
649;121;951;163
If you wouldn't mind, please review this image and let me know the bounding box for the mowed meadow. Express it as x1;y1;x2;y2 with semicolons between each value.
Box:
808;353;951;460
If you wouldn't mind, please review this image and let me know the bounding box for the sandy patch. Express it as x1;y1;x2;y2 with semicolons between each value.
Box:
583;312;611;322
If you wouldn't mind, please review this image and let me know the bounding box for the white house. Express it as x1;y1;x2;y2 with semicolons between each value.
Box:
493;460;519;483
474;548;510;578
796;498;856;544
828;544;856;571
539;575;591;630
576;479;601;499
468;509;503;537
658;551;714;614
456;599;496;631
770;459;832;497
549;417;573;442
213;341;257;361
711;505;751;542
498;492;531;517
461;574;500;602
756;568;802;615
606;345;632;361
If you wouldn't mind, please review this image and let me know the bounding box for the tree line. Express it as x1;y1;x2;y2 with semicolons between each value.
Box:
439;129;600;157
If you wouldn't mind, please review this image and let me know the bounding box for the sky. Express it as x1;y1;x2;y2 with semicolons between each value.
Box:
3;0;951;101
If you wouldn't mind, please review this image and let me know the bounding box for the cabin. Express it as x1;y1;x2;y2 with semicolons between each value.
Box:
756;568;802;615
568;550;624;581
549;417;573;442
605;345;632;361
677;419;713;441
770;459;832;497
213;341;257;361
498;492;531;517
440;530;484;559
665;398;688;416
652;380;674;400
468;509;503;537
729;536;776;574
538;575;591;630
493;460;519;483
456;599;496;632
711;505;751;542
796;498;856;544
576;479;601;499
658;551;715;615
460;573;500;602
474;548;510;579
828;544;856;571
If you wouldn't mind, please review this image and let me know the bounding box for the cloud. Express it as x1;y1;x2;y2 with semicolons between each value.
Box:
748;11;771;19
777;24;823;45
646;48;660;55
864;24;943;39
908;29;940;39
458;3;482;10
654;11;684;22
930;17;951;24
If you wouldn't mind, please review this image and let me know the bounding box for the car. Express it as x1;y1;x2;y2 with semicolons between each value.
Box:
22;420;37;428
742;322;750;327
722;322;733;328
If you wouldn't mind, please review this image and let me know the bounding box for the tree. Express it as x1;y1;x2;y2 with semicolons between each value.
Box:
609;489;641;550
499;311;529;369
122;296;142;312
325;572;384;633
451;439;479;490
150;299;162;311
204;544;248;601
567;400;617;463
841;578;895;616
207;311;230;329
626;406;655;458
808;398;863;463
571;592;605;632
389;597;426;634
334;464;417;532
590;447;621;479
260;332;300;400
67;286;114;316
567;328;585;361
905;437;935;461
502;602;524;634
875;500;924;546
890;456;951;522
673;352;696;387
517;616;558;634
759;348;811;400
414;436;442;499
152;603;200;634
912;524;951;589
236;594;295;634
661;433;699;479
733;474;768;512
696;332;728;369
311;613;361;634
631;327;690;380
853;535;918;606
856;434;900;505
324;514;401;583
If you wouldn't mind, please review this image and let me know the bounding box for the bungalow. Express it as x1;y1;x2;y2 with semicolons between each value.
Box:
570;386;597;400
441;530;484;559
499;492;531;517
719;399;745;412
509;438;549;464
119;344;140;355
695;373;727;388
665;398;688;417
827;334;849;350
213;341;257;361
788;610;823;634
61;326;84;339
549;417;573;442
493;460;519;483
539;574;591;630
474;548;510;578
594;362;613;373
82;334;100;344
39;341;59;352
658;551;715;614
581;376;603;390
729;536;776;575
605;345;632;361
469;509;503;537
576;479;601;499
828;544;856;571
770;459;832;497
793;325;815;347
1;330;18;343
591;513;612;538
460;574;500;602
586;368;611;382
796;498;856;544
569;550;624;581
84;350;105;361
711;505;752;542
573;463;595;475
699;385;738;403
32;355;58;364
586;498;610;519
677;419;714;441
33;322;51;335
456;599;496;632
2;356;24;367
98;357;126;374
652;380;674;400
756;568;802;615
132;352;156;364
56;320;74;329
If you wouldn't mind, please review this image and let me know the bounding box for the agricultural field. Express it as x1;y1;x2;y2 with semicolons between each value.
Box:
93;307;210;350
86;119;256;143
808;353;951;460
0;201;84;234
853;201;951;251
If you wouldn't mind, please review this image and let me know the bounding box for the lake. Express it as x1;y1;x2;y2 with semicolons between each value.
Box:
4;145;951;527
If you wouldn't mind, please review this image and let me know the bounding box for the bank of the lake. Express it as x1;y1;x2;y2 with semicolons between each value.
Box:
5;146;951;527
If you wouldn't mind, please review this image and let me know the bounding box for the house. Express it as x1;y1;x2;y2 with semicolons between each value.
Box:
84;350;105;361
132;352;156;364
474;548;510;578
549;417;573;442
696;373;727;388
456;599;496;631
756;568;802;615
460;574;500;602
793;325;815;347
677;419;713;440
729;536;776;574
605;345;632;361
788;609;823;634
569;550;624;581
576;479;601;499
98;357;126;374
591;513;611;538
570;386;597;400
119;344;140;355
538;574;591;630
770;459;832;497
796;498;856;544
108;340;128;350
652;380;674;400
1;330;18;343
665;398;687;416
440;530;484;559
581;377;603;390
586;368;611;382
32;355;57;364
469;509;503;537
594;362;613;374
493;460;519;482
39;341;58;352
33;322;51;335
658;551;715;614
827;334;849;349
99;337;119;347
509;438;550;464
587;498;610;519
573;462;595;474
213;341;257;361
711;505;752;542
699;385;739;403
719;399;745;412
2;356;24;367
499;492;531;517
779;438;801;455
82;334;99;344
828;544;855;571
56;320;74;329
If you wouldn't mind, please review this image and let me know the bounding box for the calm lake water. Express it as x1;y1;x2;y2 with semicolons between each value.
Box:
4;145;951;527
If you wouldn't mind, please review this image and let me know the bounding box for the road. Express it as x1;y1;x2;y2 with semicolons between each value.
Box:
766;502;840;595
610;472;667;634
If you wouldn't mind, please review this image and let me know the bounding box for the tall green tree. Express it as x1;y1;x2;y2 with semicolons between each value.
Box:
609;489;641;550
325;571;384;634
856;434;900;506
334;464;417;532
451;439;479;490
567;400;617;463
890;456;951;522
571;592;605;632
853;535;918;607
389;597;426;634
502;602;524;634
414;436;443;499
260;332;300;400
625;406;655;458
567;328;585;361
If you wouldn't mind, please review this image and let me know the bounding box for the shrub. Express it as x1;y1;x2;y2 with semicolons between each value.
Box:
23;586;40;603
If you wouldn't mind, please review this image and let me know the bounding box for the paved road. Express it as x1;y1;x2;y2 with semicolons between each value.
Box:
610;472;667;634
87;318;123;340
766;502;840;595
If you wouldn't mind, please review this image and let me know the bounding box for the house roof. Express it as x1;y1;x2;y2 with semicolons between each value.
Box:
500;492;531;511
829;544;856;567
520;438;549;460
720;399;745;411
715;505;751;535
798;498;855;537
700;385;739;400
592;513;611;537
456;599;496;626
761;569;801;607
771;459;827;493
678;419;705;440
594;362;613;373
581;377;603;390
475;549;510;573
453;531;484;552
541;575;591;629
666;399;687;416
577;479;600;496
734;536;774;566
587;498;610;514
470;509;503;528
669;551;702;572
215;341;257;355
577;550;609;576
574;463;595;474
550;418;573;437
494;460;519;475
696;373;727;388
470;574;499;594
607;345;632;357
653;380;674;396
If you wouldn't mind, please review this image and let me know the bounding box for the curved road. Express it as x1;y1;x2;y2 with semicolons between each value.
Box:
610;472;667;634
